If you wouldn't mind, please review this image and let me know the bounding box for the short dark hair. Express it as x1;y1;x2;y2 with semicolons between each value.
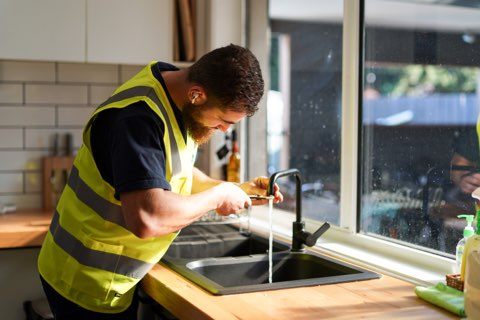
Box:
188;44;264;116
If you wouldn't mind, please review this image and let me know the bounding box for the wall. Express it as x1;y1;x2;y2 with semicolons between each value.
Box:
0;60;143;209
206;0;243;179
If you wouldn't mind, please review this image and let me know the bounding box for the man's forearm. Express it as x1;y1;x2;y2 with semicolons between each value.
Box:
121;186;224;238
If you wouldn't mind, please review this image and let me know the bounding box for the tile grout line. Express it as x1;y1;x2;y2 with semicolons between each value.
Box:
22;82;26;105
22;127;26;149
22;171;26;194
117;65;122;84
87;84;91;106
55;62;59;83
55;105;59;127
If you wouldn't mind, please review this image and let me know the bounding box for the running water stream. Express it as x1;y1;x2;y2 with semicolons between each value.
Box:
268;197;273;284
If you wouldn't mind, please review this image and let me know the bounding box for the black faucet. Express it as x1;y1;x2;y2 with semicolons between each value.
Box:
267;168;331;252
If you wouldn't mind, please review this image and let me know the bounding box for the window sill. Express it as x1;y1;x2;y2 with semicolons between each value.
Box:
249;205;456;286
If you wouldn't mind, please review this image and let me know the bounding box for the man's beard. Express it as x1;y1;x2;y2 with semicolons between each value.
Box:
182;102;215;145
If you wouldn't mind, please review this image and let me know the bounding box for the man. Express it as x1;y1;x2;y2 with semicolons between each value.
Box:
38;44;282;319
451;126;480;195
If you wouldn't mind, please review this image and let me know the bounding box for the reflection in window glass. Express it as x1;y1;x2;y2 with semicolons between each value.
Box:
268;0;343;224
360;0;480;255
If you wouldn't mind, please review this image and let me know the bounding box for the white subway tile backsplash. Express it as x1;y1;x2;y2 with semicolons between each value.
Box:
90;85;115;105
0;173;23;193
58;63;118;84
0;60;142;209
26;84;87;104
0;84;23;104
0;194;41;209
0;150;48;171
57;106;94;127
0;106;55;126
0;60;55;82
25;128;83;149
0;129;23;148
120;65;143;82
25;172;41;193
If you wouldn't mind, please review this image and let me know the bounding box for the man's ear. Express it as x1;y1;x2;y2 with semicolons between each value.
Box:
188;86;207;105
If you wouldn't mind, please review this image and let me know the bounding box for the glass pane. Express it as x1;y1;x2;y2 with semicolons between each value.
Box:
360;0;480;256
268;0;343;224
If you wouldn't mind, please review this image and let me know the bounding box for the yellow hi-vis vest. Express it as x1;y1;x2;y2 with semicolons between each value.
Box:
38;61;197;313
476;118;480;212
478;118;480;161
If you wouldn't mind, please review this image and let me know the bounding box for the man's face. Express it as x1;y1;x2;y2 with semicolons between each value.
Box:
182;102;246;145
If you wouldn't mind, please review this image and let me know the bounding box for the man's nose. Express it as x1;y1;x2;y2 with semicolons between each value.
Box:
217;124;231;132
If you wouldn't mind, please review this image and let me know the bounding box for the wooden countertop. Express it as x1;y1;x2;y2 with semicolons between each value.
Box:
0;212;459;319
143;262;459;320
0;210;52;249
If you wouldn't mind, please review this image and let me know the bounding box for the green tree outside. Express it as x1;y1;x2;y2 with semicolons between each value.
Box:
366;65;478;96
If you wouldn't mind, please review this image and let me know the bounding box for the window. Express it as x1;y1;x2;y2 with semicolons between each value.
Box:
258;0;480;271
268;0;343;225
360;0;480;256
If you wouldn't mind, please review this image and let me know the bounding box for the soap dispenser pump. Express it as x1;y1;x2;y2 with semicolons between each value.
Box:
456;214;475;271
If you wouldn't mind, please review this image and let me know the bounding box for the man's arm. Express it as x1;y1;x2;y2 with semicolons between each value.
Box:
192;167;284;204
121;182;251;239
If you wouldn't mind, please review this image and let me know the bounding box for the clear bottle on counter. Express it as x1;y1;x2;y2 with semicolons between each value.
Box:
227;129;240;183
462;210;480;319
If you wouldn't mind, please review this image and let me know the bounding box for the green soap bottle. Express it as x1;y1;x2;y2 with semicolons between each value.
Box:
456;214;475;271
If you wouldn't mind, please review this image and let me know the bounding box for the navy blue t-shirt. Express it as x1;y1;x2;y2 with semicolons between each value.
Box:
90;62;187;199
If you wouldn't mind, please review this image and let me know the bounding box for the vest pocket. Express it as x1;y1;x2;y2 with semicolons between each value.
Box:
60;233;124;301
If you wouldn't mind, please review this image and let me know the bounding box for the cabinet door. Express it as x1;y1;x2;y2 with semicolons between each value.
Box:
0;0;86;62
87;0;173;64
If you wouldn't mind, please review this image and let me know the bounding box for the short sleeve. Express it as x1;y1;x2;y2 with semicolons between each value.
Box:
90;103;171;200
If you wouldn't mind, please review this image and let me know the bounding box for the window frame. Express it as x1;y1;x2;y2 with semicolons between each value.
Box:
246;0;456;284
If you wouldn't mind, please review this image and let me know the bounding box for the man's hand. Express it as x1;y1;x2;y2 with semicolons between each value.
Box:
214;182;251;215
451;154;480;194
458;173;480;194
240;176;284;205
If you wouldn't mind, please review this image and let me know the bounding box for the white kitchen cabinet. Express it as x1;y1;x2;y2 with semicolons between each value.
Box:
0;0;174;64
86;0;174;64
0;0;241;67
0;0;86;62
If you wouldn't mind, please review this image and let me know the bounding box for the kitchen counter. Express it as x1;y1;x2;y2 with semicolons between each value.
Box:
0;212;459;319
143;261;458;320
0;210;52;249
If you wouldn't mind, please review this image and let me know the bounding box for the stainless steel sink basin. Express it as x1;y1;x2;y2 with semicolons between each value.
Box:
164;225;289;260
161;225;380;295
171;252;380;295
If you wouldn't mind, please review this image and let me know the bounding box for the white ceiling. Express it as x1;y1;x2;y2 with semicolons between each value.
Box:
269;0;480;33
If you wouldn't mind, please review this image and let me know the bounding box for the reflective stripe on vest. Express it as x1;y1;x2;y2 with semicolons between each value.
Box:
68;165;126;228
98;85;182;177
49;211;153;279
477;117;480;153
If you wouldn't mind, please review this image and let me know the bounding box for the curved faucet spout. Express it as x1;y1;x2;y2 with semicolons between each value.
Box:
268;168;330;252
268;168;302;223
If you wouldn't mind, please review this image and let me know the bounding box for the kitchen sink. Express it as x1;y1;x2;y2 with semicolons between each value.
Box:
161;224;380;295
168;251;380;295
164;224;289;260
